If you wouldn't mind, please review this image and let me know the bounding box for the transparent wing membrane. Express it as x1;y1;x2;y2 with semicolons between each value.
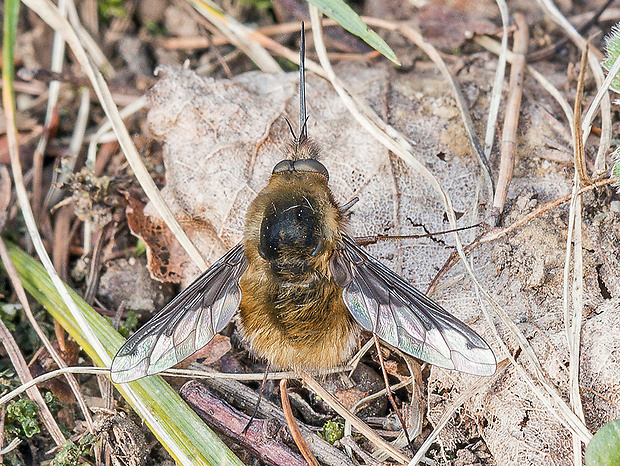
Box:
111;245;248;383
330;235;496;376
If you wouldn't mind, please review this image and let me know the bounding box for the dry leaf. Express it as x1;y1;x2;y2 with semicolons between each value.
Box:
140;63;620;464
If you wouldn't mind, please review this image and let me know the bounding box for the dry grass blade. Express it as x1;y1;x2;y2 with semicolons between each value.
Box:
0;367;109;407
395;24;494;198
564;48;591;458
0;238;94;431
573;46;593;186
186;0;282;72
86;95;147;168
408;359;509;465
483;0;510;160
491;13;529;223
22;0;209;272
569;187;586;464
536;0;611;173
65;0;115;76
45;88;90;209
476;35;575;131
301;370;410;464
0;317;65;445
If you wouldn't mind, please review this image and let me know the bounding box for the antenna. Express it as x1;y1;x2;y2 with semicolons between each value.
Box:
299;23;307;141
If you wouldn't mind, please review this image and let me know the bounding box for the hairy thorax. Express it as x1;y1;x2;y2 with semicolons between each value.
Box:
238;171;359;370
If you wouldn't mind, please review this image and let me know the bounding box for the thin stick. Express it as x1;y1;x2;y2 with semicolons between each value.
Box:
483;0;509;162
427;177;615;295
491;13;528;223
204;29;233;79
0;317;65;445
242;362;270;434
573;45;593;186
301;370;410;464
355;223;481;246
0;367;110;406
527;0;615;62
0;238;94;431
373;335;414;455
407;359;509;465
536;0;611;173
280;379;319;466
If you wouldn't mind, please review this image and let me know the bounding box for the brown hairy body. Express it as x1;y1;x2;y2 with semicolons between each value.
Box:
239;171;359;370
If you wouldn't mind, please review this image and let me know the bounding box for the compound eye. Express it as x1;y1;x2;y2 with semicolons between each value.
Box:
293;159;329;180
272;159;294;175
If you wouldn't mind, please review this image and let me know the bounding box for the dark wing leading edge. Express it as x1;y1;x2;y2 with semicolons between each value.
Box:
330;235;496;376
110;244;248;383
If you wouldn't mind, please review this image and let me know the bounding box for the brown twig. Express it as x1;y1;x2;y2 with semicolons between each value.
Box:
0;237;94;433
372;335;414;455
301;371;410;464
427;177;616;294
0;315;66;445
84;224;110;305
527;0;615;62
280;379;319;466
15;69;141;106
573;44;593;186
193;369;356;465
203;29;233;80
491;14;529;225
31;107;59;224
180;381;307;466
355;223;482;246
52;205;74;352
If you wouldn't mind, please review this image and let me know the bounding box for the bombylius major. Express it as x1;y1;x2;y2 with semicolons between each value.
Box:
110;28;496;385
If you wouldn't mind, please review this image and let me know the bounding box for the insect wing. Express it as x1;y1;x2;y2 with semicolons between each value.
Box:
110;244;248;383
330;235;496;376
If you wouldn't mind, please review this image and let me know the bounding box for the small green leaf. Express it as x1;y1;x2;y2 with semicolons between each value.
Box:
307;0;400;65
586;419;620;466
6;398;40;438
118;310;138;338
51;438;93;466
319;420;344;444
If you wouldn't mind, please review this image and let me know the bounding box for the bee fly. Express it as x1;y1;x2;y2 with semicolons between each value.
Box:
110;27;496;385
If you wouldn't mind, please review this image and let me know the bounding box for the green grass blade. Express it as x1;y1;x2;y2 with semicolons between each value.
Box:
307;0;400;65
3;241;243;466
3;0;19;89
